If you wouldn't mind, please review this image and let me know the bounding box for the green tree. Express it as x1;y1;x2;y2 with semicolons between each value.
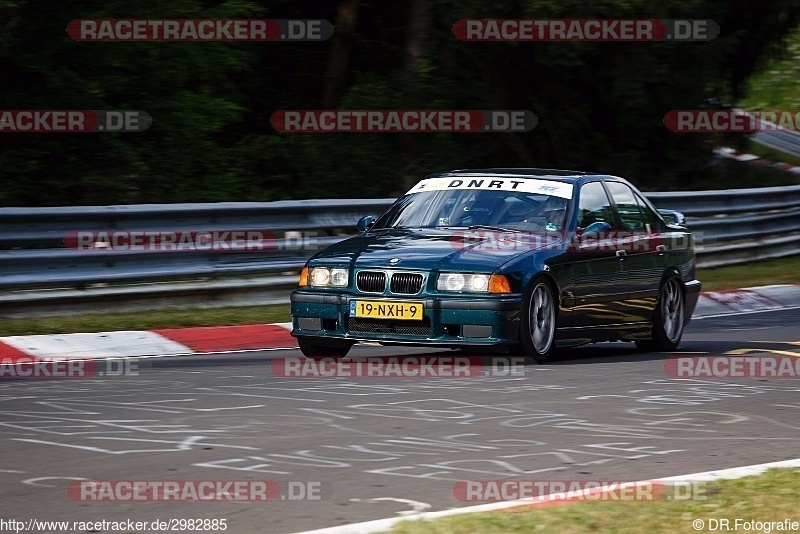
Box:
0;0;798;205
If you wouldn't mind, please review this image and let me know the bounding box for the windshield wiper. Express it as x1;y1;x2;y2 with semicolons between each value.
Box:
465;224;523;233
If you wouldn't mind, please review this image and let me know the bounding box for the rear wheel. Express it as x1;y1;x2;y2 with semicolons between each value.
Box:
518;278;557;364
297;338;352;360
636;277;685;352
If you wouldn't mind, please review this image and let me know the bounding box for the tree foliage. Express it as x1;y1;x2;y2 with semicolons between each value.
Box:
0;0;797;205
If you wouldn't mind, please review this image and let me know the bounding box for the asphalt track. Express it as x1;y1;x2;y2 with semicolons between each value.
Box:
1;308;798;533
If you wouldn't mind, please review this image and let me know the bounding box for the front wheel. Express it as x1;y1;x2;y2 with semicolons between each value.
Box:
297;338;352;360
518;279;557;364
636;277;685;352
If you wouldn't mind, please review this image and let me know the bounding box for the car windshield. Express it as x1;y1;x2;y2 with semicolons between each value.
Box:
372;178;573;232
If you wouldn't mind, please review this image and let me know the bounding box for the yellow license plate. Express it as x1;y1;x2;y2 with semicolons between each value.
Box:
350;300;424;320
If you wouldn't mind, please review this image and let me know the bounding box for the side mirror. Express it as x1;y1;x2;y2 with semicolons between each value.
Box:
356;216;375;232
580;221;612;241
658;209;686;226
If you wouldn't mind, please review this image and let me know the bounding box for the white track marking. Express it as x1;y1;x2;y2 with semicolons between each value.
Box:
293;457;800;534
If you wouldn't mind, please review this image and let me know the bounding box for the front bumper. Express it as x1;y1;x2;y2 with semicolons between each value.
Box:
291;291;523;347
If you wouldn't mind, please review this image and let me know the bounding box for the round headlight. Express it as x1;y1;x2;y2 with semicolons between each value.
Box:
469;274;489;291
310;267;330;286
330;268;348;286
444;273;465;291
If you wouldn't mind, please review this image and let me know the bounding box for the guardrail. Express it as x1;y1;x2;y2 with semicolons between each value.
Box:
1;185;799;315
739;107;800;160
646;185;800;268
0;200;393;290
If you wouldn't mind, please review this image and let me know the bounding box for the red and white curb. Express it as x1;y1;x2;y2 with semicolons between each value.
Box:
715;146;800;173
292;458;800;534
694;284;800;318
0;323;295;363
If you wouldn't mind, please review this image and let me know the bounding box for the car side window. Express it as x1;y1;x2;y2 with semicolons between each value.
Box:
577;182;614;229
634;193;665;234
605;182;646;232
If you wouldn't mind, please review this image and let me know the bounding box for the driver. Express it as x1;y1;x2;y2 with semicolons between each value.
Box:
524;196;568;229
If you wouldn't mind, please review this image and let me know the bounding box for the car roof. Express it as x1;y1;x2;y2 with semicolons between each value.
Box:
425;168;612;184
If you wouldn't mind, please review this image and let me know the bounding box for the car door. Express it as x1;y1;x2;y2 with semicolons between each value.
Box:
565;181;627;330
604;181;666;323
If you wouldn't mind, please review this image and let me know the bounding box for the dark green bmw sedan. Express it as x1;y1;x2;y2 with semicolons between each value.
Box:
290;169;701;363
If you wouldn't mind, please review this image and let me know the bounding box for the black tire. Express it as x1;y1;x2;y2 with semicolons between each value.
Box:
635;277;685;352
517;277;557;364
297;338;352;360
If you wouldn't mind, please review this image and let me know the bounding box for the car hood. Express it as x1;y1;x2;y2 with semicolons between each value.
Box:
309;228;559;272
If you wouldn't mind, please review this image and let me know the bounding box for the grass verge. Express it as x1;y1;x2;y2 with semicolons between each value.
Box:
697;255;800;292
0;256;796;336
0;305;290;337
387;468;800;534
746;141;800;168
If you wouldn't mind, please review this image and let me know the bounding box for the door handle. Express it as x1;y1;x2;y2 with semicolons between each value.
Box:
616;250;626;258
656;244;667;254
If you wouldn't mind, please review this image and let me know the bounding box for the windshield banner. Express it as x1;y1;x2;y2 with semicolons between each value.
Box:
406;177;573;199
